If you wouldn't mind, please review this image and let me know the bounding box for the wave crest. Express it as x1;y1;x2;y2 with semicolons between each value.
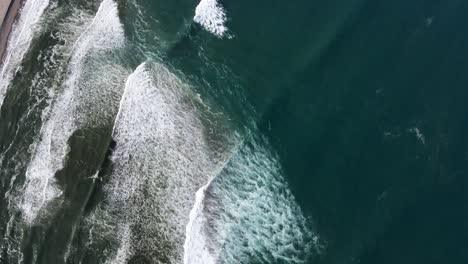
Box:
194;0;230;38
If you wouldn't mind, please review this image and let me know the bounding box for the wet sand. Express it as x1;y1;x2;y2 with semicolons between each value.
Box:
0;1;13;25
0;0;22;62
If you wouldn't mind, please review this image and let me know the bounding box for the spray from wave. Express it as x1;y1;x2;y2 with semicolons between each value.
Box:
19;0;126;224
0;0;50;107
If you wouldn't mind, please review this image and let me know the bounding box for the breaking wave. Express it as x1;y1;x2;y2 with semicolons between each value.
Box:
84;62;230;263
20;0;126;224
184;135;321;263
0;2;320;263
194;0;230;38
183;177;217;264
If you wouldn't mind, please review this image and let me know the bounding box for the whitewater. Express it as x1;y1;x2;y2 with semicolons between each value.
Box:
0;0;321;262
20;0;126;224
81;61;231;263
194;0;230;38
183;135;321;264
0;0;50;107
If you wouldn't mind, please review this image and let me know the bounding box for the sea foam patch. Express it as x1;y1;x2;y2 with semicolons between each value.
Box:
20;0;126;224
184;178;217;264
187;135;322;263
194;0;230;38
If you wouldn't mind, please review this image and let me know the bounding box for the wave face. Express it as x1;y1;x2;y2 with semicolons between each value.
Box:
84;62;229;263
185;135;321;264
0;0;50;107
19;0;126;224
183;178;216;264
194;0;229;38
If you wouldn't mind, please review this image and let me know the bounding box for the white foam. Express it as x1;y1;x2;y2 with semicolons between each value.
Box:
108;223;132;264
86;62;230;263
183;178;217;264
1;5;93;221
199;136;321;263
82;63;316;262
20;0;125;224
0;0;50;107
408;127;425;144
194;0;230;38
183;135;321;263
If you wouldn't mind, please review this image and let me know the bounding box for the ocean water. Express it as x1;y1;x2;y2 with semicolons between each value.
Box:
1;0;468;263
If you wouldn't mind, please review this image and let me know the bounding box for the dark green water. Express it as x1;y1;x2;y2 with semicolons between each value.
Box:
0;0;468;263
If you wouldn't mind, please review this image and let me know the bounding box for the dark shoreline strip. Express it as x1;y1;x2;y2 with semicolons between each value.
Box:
0;0;23;63
0;0;13;25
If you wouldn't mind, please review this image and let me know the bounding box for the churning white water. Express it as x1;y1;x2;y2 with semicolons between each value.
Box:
86;62;229;263
0;0;320;263
184;135;321;263
194;0;230;38
0;0;50;107
20;0;126;224
183;176;218;264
